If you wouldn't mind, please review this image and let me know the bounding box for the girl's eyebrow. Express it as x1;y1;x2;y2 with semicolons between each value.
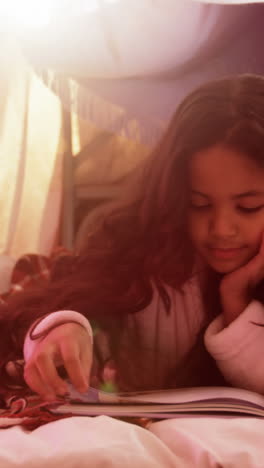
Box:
191;190;209;198
191;190;264;199
233;191;264;199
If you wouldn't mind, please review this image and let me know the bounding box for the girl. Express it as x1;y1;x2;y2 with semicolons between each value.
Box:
2;73;264;401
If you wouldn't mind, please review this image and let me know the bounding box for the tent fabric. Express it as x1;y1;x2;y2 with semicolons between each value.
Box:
0;36;65;259
30;1;264;145
19;1;261;78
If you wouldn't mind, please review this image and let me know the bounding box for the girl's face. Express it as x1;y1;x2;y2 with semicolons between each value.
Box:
188;144;264;274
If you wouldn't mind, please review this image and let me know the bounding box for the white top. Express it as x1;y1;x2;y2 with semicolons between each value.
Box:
23;277;264;393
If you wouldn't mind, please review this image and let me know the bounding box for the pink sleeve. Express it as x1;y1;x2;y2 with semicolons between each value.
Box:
23;310;93;363
204;301;264;393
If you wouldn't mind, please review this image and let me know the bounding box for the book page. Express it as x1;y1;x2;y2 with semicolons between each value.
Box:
66;383;264;407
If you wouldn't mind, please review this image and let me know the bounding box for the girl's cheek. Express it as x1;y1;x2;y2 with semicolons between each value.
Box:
189;216;205;237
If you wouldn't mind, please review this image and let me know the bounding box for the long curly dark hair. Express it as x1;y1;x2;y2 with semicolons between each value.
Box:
2;73;264;391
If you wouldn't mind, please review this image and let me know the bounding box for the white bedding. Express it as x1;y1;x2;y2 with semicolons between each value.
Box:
1;415;264;467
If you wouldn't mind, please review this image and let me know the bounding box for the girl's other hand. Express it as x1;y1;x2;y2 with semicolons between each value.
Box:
220;233;264;326
24;323;92;401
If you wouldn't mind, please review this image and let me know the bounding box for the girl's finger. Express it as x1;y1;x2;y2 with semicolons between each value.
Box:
36;354;68;397
247;231;264;271
79;346;92;382
24;363;56;400
61;343;88;393
246;240;264;286
259;231;264;256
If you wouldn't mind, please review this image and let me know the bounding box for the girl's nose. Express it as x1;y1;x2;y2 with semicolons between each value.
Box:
209;210;237;239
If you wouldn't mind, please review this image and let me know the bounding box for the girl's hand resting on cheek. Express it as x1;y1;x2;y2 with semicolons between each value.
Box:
24;323;92;401
220;233;264;326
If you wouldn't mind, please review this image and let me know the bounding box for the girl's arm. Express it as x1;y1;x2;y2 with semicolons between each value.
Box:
205;234;264;393
204;300;264;394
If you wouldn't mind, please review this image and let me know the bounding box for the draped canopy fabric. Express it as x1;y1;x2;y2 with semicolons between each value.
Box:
19;0;263;78
0;36;65;266
19;0;264;145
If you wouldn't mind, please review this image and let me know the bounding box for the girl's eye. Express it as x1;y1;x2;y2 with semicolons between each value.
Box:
238;205;264;213
190;203;211;210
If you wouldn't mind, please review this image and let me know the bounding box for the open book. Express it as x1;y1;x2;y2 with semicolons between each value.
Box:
49;384;264;419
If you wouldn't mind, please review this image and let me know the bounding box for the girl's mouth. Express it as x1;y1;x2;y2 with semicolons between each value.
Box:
208;247;245;260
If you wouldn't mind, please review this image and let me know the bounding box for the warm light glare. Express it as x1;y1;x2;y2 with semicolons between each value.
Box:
0;0;122;28
84;0;102;12
84;0;119;13
0;0;56;28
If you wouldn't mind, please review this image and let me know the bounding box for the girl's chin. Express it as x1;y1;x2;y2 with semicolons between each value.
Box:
206;257;248;274
197;247;255;274
202;252;248;274
209;264;240;274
